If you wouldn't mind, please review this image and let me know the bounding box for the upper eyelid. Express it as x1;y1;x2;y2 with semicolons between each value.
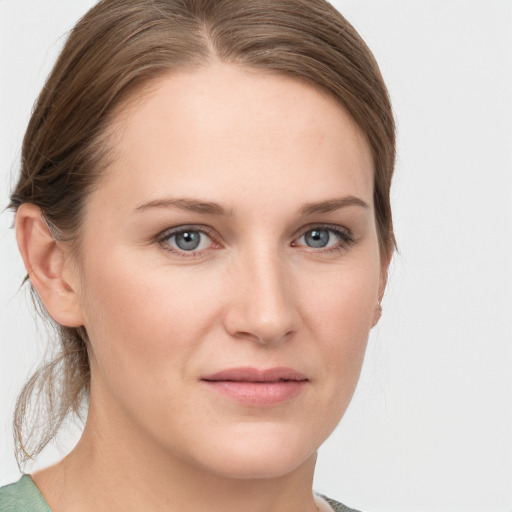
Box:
292;223;353;240
158;224;216;240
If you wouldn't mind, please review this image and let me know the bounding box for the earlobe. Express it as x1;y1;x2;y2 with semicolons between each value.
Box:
15;204;84;328
372;303;382;327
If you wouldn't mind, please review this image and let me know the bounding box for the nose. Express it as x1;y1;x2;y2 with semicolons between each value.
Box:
223;250;298;345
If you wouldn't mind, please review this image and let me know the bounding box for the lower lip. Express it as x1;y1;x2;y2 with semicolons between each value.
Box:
203;380;307;406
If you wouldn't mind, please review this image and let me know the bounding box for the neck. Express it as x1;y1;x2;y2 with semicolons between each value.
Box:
33;398;320;512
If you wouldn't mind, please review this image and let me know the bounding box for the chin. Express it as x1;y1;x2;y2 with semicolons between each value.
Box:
201;449;315;481
184;423;322;480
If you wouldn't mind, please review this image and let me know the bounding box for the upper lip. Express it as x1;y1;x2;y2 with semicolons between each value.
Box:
202;367;308;383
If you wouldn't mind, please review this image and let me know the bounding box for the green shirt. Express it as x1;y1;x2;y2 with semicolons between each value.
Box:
0;475;361;512
0;476;51;512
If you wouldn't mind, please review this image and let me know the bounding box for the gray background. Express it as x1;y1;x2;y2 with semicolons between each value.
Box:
1;1;511;511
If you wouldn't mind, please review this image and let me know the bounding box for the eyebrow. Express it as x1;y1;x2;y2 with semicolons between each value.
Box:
299;196;369;215
134;198;231;216
134;195;369;216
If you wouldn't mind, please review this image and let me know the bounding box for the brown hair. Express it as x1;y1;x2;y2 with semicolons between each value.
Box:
9;0;395;465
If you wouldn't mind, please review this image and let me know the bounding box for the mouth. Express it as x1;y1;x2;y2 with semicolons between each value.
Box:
201;367;308;406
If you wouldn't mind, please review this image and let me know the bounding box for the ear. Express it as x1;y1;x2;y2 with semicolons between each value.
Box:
372;247;393;327
15;204;84;327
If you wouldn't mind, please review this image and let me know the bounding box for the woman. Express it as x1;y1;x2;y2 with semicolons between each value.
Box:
0;1;394;511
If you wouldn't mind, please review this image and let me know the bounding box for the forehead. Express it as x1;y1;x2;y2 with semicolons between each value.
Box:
95;64;374;215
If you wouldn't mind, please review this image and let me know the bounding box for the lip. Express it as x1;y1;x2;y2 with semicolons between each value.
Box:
201;367;308;406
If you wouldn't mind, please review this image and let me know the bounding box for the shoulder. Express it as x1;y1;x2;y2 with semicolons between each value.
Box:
322;494;363;512
0;475;52;512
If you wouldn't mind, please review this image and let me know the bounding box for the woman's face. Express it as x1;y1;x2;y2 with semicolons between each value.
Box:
72;64;385;478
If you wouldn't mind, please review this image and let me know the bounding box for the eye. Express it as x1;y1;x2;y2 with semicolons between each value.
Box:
159;227;214;254
293;227;353;250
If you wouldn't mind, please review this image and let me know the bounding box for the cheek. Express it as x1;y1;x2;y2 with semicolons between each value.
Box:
78;250;220;386
298;256;380;395
300;255;380;334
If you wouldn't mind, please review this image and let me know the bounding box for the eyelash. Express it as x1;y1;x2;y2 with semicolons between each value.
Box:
157;225;218;258
292;224;355;254
157;224;355;257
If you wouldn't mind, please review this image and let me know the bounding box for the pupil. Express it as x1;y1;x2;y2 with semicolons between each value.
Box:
176;231;200;250
305;229;329;248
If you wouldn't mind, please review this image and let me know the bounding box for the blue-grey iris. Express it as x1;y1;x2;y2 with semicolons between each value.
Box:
175;231;201;251
305;229;330;248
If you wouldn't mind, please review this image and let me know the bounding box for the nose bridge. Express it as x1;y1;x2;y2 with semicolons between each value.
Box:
226;242;296;344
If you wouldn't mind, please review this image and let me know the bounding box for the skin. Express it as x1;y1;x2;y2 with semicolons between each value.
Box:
17;64;388;512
